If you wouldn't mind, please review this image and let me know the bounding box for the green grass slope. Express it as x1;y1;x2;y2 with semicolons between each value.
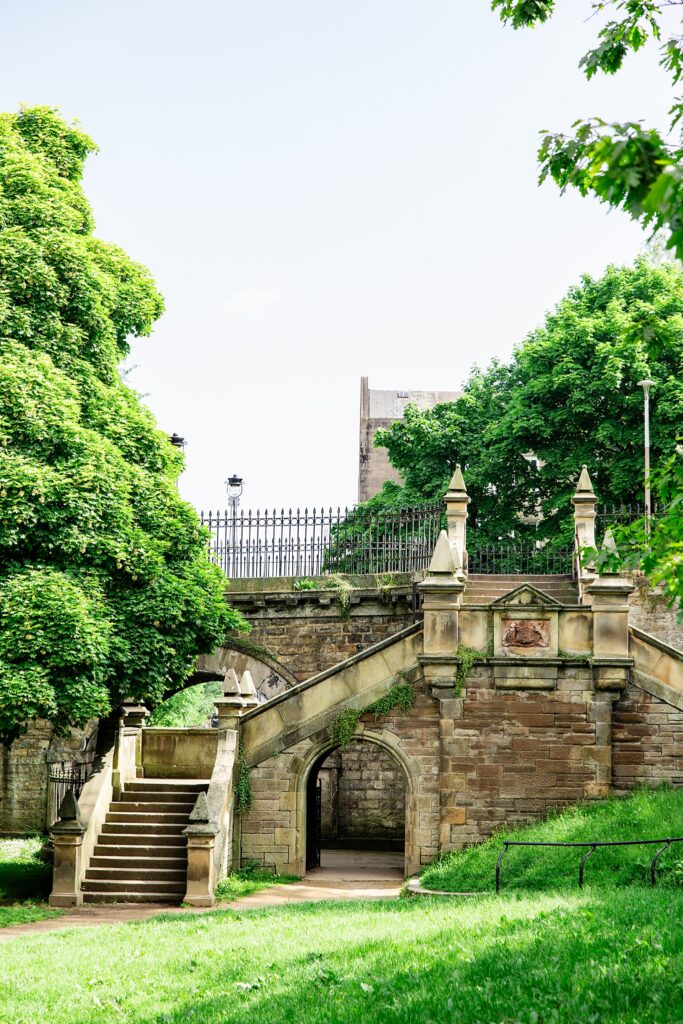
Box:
1;891;682;1023
421;787;683;893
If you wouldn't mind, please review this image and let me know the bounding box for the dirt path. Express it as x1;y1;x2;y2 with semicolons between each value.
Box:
0;881;401;942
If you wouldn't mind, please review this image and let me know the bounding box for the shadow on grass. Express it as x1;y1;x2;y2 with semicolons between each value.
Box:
59;891;683;1024
0;858;51;903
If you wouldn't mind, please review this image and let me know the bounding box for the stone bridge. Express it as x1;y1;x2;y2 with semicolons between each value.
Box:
45;465;683;906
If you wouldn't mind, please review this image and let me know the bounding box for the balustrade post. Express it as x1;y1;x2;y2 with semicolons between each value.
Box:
49;791;86;907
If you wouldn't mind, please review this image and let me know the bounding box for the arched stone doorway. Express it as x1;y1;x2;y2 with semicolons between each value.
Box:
299;731;418;878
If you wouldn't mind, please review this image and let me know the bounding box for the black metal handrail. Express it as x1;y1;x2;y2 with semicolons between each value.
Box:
200;503;443;579
495;837;683;893
47;762;94;826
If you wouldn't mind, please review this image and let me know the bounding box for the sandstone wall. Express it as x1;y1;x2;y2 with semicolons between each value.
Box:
613;682;683;790
628;576;681;651
227;585;416;681
319;742;405;845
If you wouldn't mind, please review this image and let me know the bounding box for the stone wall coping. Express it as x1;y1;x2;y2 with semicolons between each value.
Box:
227;586;415;608
630;625;683;662
241;621;423;722
225;572;419;595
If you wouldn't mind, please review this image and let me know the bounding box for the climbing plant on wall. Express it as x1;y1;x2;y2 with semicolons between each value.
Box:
0;106;246;744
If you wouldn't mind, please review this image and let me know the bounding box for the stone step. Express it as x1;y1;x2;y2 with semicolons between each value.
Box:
86;866;186;882
105;811;191;825
110;801;195;814
90;847;188;864
125;780;209;793
120;792;198;804
97;832;187;848
82;879;185;895
101;822;188;836
83;891;181;905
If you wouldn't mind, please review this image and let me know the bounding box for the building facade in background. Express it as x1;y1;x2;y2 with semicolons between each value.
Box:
358;376;461;502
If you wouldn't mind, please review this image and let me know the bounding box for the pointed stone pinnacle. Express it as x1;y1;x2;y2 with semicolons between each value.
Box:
448;463;467;494
575;465;595;495
429;530;459;574
189;791;210;824
223;668;240;696
602;528;619;556
239;669;257;698
58;790;80;822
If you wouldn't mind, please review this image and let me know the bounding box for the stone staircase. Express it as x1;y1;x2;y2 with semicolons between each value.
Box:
81;779;208;904
463;574;578;606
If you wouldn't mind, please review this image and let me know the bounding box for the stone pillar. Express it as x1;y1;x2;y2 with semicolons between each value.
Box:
49;791;86;907
444;465;470;572
572;465;598;602
584;539;635;797
112;702;150;799
418;530;468;850
418;531;465;677
183;792;219;907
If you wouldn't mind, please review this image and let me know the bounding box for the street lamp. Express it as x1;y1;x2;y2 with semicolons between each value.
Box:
637;379;655;535
225;474;244;577
225;474;244;515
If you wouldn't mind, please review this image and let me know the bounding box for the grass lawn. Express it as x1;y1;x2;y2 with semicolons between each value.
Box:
0;836;62;928
214;866;300;902
0;889;682;1022
421;787;683;893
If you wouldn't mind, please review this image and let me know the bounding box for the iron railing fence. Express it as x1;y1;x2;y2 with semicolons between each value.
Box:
495;837;683;893
596;502;662;534
467;543;574;576
200;504;444;579
47;762;94;826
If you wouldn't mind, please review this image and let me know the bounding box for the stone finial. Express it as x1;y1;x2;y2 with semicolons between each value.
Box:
223;668;240;696
239;670;257;698
189;791;211;824
58;790;80;823
446;463;468;497
575;465;595;496
428;530;460;575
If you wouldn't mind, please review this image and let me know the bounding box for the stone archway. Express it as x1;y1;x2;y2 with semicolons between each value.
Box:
197;646;297;701
293;728;421;878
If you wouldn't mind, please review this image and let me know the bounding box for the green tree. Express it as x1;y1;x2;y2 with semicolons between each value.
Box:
149;681;223;728
492;1;683;258
0;107;244;744
374;257;683;544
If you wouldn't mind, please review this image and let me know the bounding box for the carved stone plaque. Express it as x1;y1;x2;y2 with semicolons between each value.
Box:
502;619;550;649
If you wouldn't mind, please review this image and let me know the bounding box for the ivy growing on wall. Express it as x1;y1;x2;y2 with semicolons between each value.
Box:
234;748;253;816
332;678;415;747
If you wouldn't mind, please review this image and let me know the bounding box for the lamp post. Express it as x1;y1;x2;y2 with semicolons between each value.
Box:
225;474;244;576
637;379;655;536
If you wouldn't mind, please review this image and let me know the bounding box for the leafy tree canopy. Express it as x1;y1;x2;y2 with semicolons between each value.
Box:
373;256;683;545
0;106;244;743
492;1;683;259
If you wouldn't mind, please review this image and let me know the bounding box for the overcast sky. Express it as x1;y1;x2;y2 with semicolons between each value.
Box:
1;1;673;512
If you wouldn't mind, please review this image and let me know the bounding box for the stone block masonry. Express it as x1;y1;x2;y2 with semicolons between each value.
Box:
226;580;416;682
613;682;683;790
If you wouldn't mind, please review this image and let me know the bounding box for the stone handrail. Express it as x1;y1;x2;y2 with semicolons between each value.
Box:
182;727;238;907
240;624;423;765
629;625;683;709
49;745;114;907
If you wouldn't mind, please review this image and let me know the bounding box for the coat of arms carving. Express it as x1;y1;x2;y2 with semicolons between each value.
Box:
502;619;550;649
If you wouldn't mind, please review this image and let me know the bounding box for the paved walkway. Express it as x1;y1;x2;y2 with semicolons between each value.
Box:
0;849;404;942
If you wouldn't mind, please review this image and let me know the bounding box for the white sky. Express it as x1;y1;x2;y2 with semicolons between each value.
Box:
0;1;674;512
